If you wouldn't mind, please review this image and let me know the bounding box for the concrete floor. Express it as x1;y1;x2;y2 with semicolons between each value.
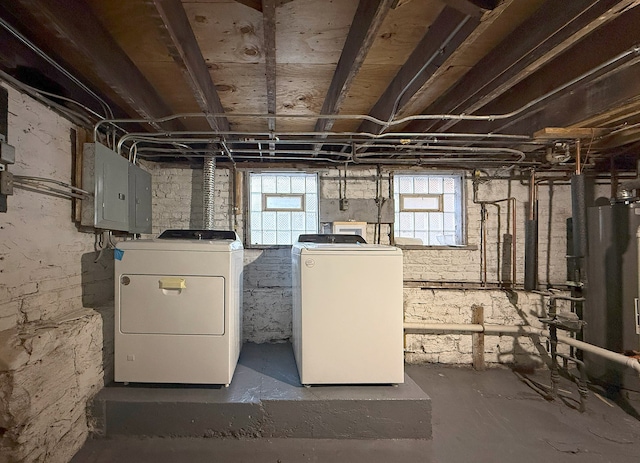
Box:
72;363;640;463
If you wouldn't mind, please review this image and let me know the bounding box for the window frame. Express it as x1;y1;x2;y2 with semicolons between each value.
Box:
246;171;319;247
392;171;467;248
262;193;306;212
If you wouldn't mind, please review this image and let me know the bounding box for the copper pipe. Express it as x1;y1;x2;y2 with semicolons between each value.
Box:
575;139;582;175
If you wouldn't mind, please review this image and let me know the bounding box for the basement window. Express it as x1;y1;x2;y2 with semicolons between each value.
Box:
394;173;465;246
249;172;318;245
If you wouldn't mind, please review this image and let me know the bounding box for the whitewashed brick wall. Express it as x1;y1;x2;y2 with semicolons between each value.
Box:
0;84;107;462
150;164;580;364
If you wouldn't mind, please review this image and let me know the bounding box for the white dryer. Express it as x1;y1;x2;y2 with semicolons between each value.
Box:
114;230;243;385
291;234;404;385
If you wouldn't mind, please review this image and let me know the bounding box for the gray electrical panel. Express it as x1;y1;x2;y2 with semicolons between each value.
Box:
82;142;152;233
128;163;152;234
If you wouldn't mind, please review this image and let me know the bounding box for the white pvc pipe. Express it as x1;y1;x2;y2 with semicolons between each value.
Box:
404;322;640;374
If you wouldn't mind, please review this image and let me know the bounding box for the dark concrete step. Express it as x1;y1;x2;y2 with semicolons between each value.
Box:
90;343;431;440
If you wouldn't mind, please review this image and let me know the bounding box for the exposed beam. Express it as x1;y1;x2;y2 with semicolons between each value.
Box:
0;11;123;120
489;57;640;137
262;0;276;133
6;0;181;129
441;0;498;17
533;127;612;139
593;126;640;150
314;0;394;133
357;6;479;135
235;0;262;12
405;0;640;133
451;5;640;135
152;0;230;132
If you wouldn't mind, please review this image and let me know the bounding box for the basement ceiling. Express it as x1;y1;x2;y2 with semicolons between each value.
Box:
1;0;640;170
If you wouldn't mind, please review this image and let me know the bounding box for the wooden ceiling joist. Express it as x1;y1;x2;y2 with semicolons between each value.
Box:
6;0;181;129
452;4;640;136
262;0;276;132
152;0;230;133
490;57;640;138
357;6;480;135
441;0;497;17
313;0;395;133
405;0;640;134
533;127;612;139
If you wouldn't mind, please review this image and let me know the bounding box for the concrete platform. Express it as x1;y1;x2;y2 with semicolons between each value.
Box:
90;342;431;439
75;362;640;463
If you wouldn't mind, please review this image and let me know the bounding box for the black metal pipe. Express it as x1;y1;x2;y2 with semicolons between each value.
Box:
524;218;538;290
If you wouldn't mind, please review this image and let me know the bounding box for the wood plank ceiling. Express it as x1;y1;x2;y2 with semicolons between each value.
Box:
1;0;640;169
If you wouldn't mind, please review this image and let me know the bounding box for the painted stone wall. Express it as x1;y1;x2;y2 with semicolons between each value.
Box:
0;84;110;462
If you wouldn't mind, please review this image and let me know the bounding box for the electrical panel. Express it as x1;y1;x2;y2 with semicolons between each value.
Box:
128;163;152;234
82;142;152;233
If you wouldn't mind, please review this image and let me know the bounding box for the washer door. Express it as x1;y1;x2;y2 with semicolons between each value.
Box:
119;274;225;335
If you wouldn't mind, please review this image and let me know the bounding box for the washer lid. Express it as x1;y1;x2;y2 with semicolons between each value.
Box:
158;229;238;240
117;238;243;252
297;233;366;244
293;242;401;254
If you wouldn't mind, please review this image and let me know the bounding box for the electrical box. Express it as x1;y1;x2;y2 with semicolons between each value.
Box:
82;142;153;233
128;163;152;234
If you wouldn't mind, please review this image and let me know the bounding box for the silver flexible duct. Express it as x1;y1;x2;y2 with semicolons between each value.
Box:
203;156;216;230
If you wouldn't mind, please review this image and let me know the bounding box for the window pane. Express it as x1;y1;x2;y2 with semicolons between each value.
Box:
263;211;277;230
277;211;290;229
251;212;262;230
397;177;413;194
402;195;441;211
277;231;291;245
414;177;428;194
443;177;455;193
415;232;428;245
305;213;318;231
443;194;456;212
292;212;305;229
428;177;443;194
306;194;317;212
291;176;306;193
250;175;262;192
443;212;456;232
306;176;317;192
250;193;262;212
429;213;443;231
276;176;291;193
399;212;414;232
414;212;428;231
262;175;277;193
263;231;276;245
264;194;303;210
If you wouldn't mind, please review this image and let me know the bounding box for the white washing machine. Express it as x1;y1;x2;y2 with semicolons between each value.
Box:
114;230;243;385
291;235;404;385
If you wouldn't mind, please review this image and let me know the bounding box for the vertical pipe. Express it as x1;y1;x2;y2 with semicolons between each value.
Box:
571;174;587;281
525;170;538;290
511;199;517;285
203;155;216;230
